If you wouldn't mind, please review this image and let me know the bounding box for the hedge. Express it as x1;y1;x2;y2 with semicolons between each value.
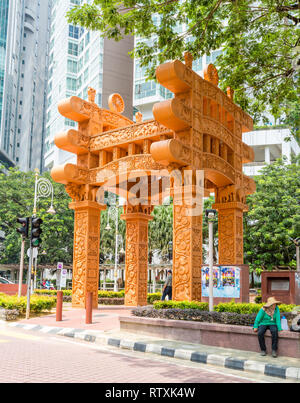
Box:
154;300;209;311
35;289;72;297
214;301;295;314
0;293;57;314
34;290;162;305
153;300;296;314
133;306;258;326
147;293;162;304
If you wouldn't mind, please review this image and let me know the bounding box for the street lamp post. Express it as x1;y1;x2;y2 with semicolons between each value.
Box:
206;209;217;312
26;169;56;320
32;168;56;289
33;169;56;216
18;236;25;297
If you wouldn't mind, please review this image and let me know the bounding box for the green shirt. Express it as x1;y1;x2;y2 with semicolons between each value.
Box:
253;306;282;331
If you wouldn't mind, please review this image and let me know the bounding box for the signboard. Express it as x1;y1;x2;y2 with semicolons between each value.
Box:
57;262;67;288
27;248;38;259
57;262;63;270
60;268;68;288
201;266;241;298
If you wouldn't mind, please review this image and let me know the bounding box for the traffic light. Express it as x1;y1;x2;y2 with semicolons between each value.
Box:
31;217;43;248
17;217;29;238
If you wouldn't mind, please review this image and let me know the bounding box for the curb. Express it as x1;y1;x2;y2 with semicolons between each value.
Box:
8;322;300;382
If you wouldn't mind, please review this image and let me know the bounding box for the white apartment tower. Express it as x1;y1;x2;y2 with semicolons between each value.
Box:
44;0;134;170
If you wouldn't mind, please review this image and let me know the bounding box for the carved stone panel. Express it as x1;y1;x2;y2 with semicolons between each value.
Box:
121;208;153;307
70;201;106;308
173;204;202;301
213;203;244;265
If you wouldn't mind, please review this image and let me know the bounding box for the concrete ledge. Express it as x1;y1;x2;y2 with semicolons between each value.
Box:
119;315;300;359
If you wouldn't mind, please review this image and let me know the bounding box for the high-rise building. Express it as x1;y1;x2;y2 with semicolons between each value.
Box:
0;0;51;172
134;45;221;120
44;0;134;170
243;128;300;176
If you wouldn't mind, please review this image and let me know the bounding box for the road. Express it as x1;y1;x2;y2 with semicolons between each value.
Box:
0;325;290;384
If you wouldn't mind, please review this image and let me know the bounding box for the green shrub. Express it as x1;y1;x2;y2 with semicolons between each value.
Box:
35;289;162;304
0;294;56;314
214;301;295;314
214;302;262;314
133;306;258;326
35;289;72;297
154;300;209;311
147;293;162;304
255;295;262;304
34;289;125;298
98;290;125;298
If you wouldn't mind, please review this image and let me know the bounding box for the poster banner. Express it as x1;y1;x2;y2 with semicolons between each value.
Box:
201;266;241;298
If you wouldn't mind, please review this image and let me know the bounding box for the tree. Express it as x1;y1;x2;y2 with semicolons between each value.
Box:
244;156;300;273
0;167;74;265
67;0;300;137
100;207;126;263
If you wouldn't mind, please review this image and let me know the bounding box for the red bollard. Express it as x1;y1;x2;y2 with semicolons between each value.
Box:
86;292;93;324
56;291;63;322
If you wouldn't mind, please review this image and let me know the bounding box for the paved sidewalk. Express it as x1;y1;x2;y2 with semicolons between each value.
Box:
16;304;132;331
4;304;300;382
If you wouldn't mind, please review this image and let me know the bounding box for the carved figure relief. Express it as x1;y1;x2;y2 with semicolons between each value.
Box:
204;64;219;87
108;93;125;114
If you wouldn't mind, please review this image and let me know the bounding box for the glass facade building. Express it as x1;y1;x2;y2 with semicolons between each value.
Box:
0;0;9;131
0;0;51;171
44;0;105;169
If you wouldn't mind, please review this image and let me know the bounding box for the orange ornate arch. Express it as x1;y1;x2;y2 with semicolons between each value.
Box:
51;55;255;308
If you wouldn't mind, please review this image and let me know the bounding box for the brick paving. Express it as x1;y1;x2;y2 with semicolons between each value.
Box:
4;305;298;383
0;327;253;383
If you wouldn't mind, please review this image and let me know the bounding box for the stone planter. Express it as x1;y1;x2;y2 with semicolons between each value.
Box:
119;315;300;359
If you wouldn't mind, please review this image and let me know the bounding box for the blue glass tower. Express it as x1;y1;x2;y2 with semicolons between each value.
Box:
0;0;9;166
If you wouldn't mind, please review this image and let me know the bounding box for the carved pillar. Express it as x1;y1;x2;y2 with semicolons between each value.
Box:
173;186;203;301
70;200;106;309
213;202;246;265
121;205;153;307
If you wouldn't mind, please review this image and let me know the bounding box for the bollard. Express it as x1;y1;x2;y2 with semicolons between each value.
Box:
56;291;63;322
86;292;93;324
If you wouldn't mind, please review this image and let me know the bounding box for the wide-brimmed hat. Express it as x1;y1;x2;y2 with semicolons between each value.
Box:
264;297;281;307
